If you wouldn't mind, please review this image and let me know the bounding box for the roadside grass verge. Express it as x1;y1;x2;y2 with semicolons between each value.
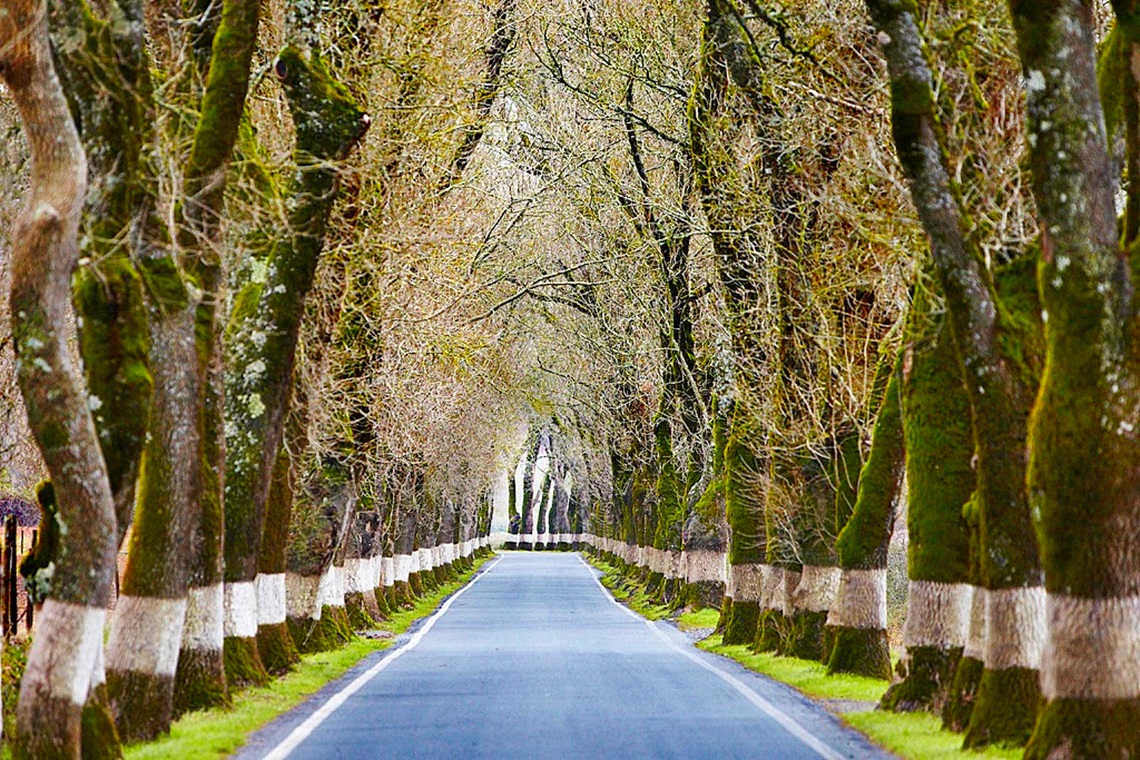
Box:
676;607;718;630
587;552;1020;760
118;553;493;760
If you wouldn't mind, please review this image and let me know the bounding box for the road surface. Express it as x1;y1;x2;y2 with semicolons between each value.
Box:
236;552;889;759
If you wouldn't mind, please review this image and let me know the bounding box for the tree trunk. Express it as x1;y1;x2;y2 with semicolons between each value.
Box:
720;405;766;646
256;443;301;674
827;354;904;679
1010;2;1140;756
880;291;973;715
222;44;367;686
866;2;1044;744
1;4;119;756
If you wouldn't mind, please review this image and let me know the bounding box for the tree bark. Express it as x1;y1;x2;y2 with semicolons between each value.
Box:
826;353;904;679
866;0;1044;744
1010;2;1140;756
223;44;368;685
880;287;973;715
1;3;119;756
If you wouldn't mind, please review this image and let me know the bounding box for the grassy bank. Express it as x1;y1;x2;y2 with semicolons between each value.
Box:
125;554;493;759
0;553;492;760
585;550;1021;760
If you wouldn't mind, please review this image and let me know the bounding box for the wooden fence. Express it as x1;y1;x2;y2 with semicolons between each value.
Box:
1;516;36;638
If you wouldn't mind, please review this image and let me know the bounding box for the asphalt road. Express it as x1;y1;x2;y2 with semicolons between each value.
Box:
236;553;889;759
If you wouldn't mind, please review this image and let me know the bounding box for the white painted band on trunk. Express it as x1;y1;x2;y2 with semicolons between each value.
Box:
682;550;727;583
984;586;1045;671
318;566;346;610
418;548;433;571
729;563;765;602
651;548;664;575
903;581;972;649
89;639;106;691
106;596;187;677
1042;593;1140;699
667;550;681;579
792;565;842;613
964;586;987;661
286;573;322;620
224;582;259;638
394;554;412;582
431;545;443;568
761;566;785;611
183;583;224;651
781;570;802;617
257;574;287;626
25;600;105;705
343;559;373;594
826;569;887;630
381;557;395;587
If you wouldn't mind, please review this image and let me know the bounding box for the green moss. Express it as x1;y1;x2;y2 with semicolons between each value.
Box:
724;408;765;566
288;607;355;655
107;670;171;744
223;636;270;690
73;258;152;508
1024;698;1140;759
826;626;892;680
1099;23;1125;150
941;655;983;732
902;302;972;585
683;580;724;611
344;593;377;631
256;623;300;677
881;646;962;714
835;357;904;570
408;572;424;598
372;587;392;618
963;667;1040;749
82;683;123;759
173;649;231;717
782;610;827;662
753;609;785;653
722;599;759;645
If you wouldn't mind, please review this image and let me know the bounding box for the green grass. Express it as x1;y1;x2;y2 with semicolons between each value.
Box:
590;557;675;620
587;552;1022;760
119;554;493;760
845;711;1022;760
677;607;719;630
702;637;887;701
124;637;388;760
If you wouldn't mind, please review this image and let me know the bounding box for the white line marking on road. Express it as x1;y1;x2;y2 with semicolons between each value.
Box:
261;557;503;760
576;555;845;760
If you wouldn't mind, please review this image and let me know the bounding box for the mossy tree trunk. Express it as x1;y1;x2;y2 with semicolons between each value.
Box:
880;285;973;715
222;44;367;686
827;353;904;679
1;5;120;756
867;1;1044;745
685;393;730;610
690;0;783;644
1011;2;1140;756
256;442;301;674
49;0;158;748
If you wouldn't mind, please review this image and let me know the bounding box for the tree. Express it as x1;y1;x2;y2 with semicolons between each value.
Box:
0;2;119;755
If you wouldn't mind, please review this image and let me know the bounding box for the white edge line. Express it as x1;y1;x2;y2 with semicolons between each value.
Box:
576;554;845;760
261;556;503;760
